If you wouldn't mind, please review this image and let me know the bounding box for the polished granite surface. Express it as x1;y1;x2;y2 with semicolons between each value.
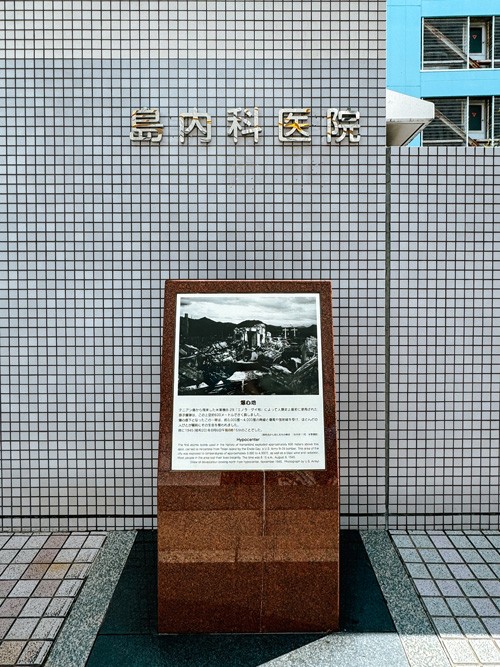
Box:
158;280;339;635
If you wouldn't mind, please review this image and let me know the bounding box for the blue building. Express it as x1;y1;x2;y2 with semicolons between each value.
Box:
388;0;500;145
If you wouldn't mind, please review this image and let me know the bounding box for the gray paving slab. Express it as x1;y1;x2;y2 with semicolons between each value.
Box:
260;632;410;667
361;530;451;667
44;531;137;667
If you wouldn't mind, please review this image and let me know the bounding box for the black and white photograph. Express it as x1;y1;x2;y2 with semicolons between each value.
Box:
175;293;321;396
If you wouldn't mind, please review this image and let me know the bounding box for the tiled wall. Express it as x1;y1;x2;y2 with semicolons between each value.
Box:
389;147;500;529
0;2;387;530
3;5;498;532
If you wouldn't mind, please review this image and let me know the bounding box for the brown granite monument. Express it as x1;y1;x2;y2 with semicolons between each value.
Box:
158;280;338;633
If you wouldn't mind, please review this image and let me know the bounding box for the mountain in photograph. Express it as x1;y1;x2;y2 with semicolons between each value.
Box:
180;315;317;341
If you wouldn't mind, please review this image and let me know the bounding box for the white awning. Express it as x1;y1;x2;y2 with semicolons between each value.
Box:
386;90;435;146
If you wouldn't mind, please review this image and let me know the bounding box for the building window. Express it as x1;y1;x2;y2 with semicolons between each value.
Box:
423;97;500;146
469;22;487;60
423;17;496;69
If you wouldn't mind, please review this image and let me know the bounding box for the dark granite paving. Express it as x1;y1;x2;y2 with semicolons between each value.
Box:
86;530;396;667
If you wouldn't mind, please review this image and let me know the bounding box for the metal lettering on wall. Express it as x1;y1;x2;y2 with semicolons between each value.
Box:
179;109;212;144
130;106;361;144
129;108;164;143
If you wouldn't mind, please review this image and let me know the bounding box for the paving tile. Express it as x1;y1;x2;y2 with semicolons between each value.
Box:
31;579;60;598
0;581;16;597
428;564;454;579
19;598;51;619
405;562;430;578
0;617;14;640
0;640;26;665
21;564;50;580
53;549;79;564
468;535;492;549
419;548;444;563
482;617;500;638
0;565;7;577
75;548;99;563
422;596;452;616
43;563;70;579
44;535;68;549
469;638;500;663
449;564;475;579
436;579;463;596
23;536;49;550
0;564;29;580
478;549;500;564
469;597;498;616
488;563;500;577
457;617;489;639
481;580;500;596
0;597;28;617
457;549;485;564
17;639;52;666
449;535;474;549
433;616;462;637
430;535;455;549
44;597;72;618
470;563;497;579
410;535;435;548
447;597;476;617
32;549;59;565
63;535;88;549
5;617;38;640
484;535;500;549
31;616;64;640
438;549;465;564
9;580;39;598
414;579;440;596
12;550;39;565
458;580;487;597
84;534;107;548
397;548;422;563
0;551;17;564
4;536;30;550
67;563;91;578
0;536;11;549
391;534;413;548
442;638;479;664
55;579;82;597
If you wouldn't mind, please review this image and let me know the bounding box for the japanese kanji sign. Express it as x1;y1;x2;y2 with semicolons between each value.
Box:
278;108;312;142
130;105;361;145
130;107;164;143
179;108;212;144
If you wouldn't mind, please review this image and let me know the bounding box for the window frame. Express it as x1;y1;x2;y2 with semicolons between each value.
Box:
421;16;495;70
422;96;497;146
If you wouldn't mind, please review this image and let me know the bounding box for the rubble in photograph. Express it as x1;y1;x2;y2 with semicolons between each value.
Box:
177;317;319;395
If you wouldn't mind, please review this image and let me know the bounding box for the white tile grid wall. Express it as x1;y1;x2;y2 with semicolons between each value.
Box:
389;148;500;530
0;2;388;529
0;1;384;60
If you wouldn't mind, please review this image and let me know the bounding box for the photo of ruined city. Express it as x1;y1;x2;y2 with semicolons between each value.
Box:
176;294;321;396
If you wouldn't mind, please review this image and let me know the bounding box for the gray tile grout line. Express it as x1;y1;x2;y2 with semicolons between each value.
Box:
44;531;137;667
361;530;451;667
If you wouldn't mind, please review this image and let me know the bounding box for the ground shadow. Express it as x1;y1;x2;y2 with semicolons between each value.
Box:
86;530;396;667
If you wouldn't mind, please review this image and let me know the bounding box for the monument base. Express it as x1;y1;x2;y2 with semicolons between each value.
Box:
157;474;339;633
157;280;339;633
